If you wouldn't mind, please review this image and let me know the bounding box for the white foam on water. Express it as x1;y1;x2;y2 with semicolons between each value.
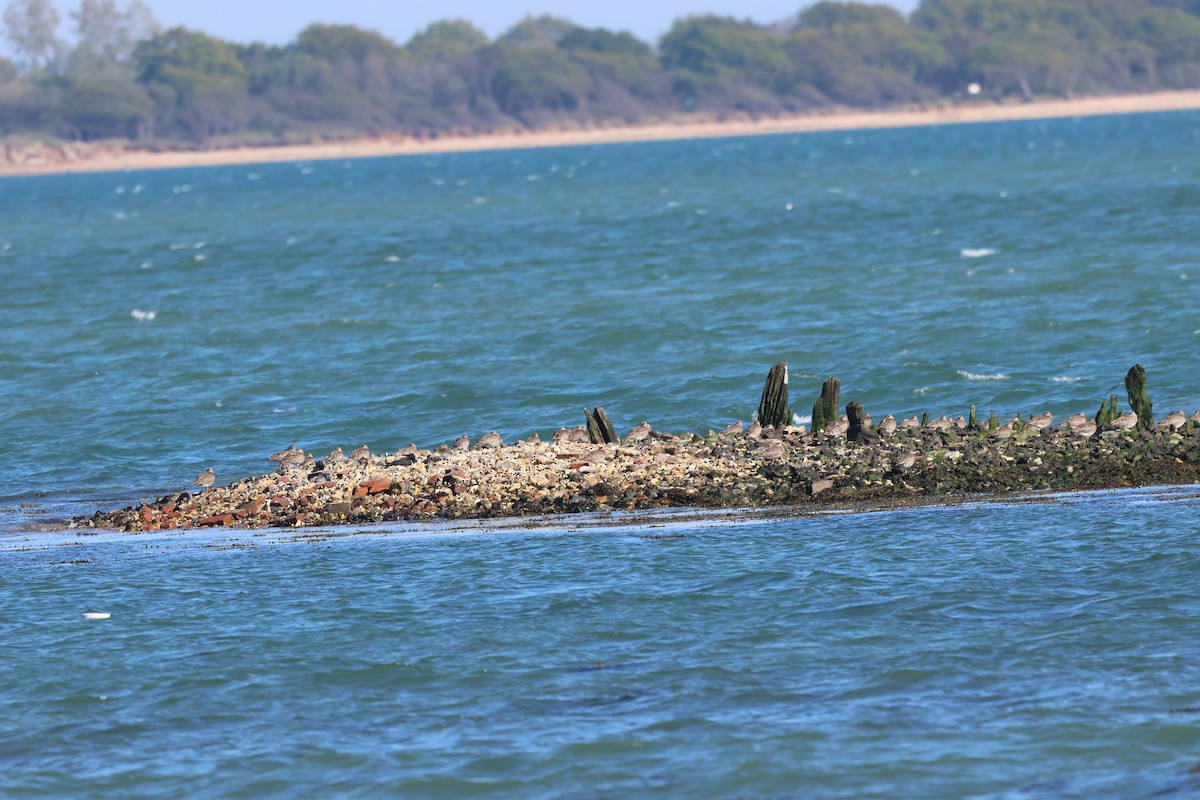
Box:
130;309;157;321
914;386;931;395
172;184;192;194
193;254;207;262
1051;376;1082;383
958;370;1009;381
961;248;998;258
385;255;401;263
792;413;812;426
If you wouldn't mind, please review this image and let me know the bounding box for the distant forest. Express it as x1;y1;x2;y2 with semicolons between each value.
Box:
2;0;1199;146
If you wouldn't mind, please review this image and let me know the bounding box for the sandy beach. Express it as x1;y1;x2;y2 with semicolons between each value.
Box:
4;89;1200;177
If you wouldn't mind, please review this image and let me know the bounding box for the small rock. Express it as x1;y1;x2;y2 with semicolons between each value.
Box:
810;478;834;496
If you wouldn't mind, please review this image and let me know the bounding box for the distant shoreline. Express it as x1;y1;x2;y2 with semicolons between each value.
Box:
4;89;1200;177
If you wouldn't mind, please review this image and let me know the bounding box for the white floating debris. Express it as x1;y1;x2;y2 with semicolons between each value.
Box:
968;82;982;95
130;309;157;321
83;612;110;620
961;248;998;258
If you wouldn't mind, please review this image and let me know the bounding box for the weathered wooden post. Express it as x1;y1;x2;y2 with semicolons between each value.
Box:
846;401;880;444
1095;394;1119;426
1125;364;1154;430
585;407;618;444
812;376;840;433
756;360;791;429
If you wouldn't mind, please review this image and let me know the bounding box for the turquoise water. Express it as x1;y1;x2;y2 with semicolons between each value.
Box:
3;111;1200;796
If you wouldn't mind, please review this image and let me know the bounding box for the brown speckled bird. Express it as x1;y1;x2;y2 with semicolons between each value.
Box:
623;422;653;443
476;431;504;449
193;468;215;488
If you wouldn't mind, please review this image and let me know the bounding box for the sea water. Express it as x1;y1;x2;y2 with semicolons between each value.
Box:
2;111;1200;797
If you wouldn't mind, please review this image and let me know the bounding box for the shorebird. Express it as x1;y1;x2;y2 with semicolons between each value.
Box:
623;422;653;443
1112;412;1138;430
524;432;541;444
823;417;849;436
350;444;370;462
1162;410;1187;431
720;421;744;436
268;444;300;463
1072;420;1098;437
991;423;1013;439
553;426;590;444
476;431;504;449
894;452;917;470
756;439;785;459
1065;412;1087;430
454;434;470;450
325;446;347;464
277;449;307;470
193;467;215;488
1191;412;1200;424
899;416;920;429
1028;412;1053;430
878;415;897;435
927;416;953;431
744;421;763;439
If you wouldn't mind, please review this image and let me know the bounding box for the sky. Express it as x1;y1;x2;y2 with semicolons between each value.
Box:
13;0;921;51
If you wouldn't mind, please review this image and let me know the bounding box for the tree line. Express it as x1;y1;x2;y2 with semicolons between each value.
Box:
1;0;1199;145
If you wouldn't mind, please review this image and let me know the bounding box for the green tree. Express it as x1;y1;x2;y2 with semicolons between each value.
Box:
482;40;589;119
133;27;249;139
406;19;487;59
659;15;796;109
3;0;64;72
797;2;945;80
499;14;578;46
70;0;158;69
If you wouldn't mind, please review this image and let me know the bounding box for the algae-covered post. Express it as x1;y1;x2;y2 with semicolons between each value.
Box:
756;360;791;429
585;407;618;444
1125;365;1154;430
812;376;841;433
1096;394;1120;426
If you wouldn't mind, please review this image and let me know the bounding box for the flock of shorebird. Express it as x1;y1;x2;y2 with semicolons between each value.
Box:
191;408;1196;491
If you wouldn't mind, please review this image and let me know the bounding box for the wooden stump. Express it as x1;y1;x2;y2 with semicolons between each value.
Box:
756;360;791;429
846;401;880;444
1096;394;1120;426
812;376;840;433
1125;364;1154;430
585;406;618;444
